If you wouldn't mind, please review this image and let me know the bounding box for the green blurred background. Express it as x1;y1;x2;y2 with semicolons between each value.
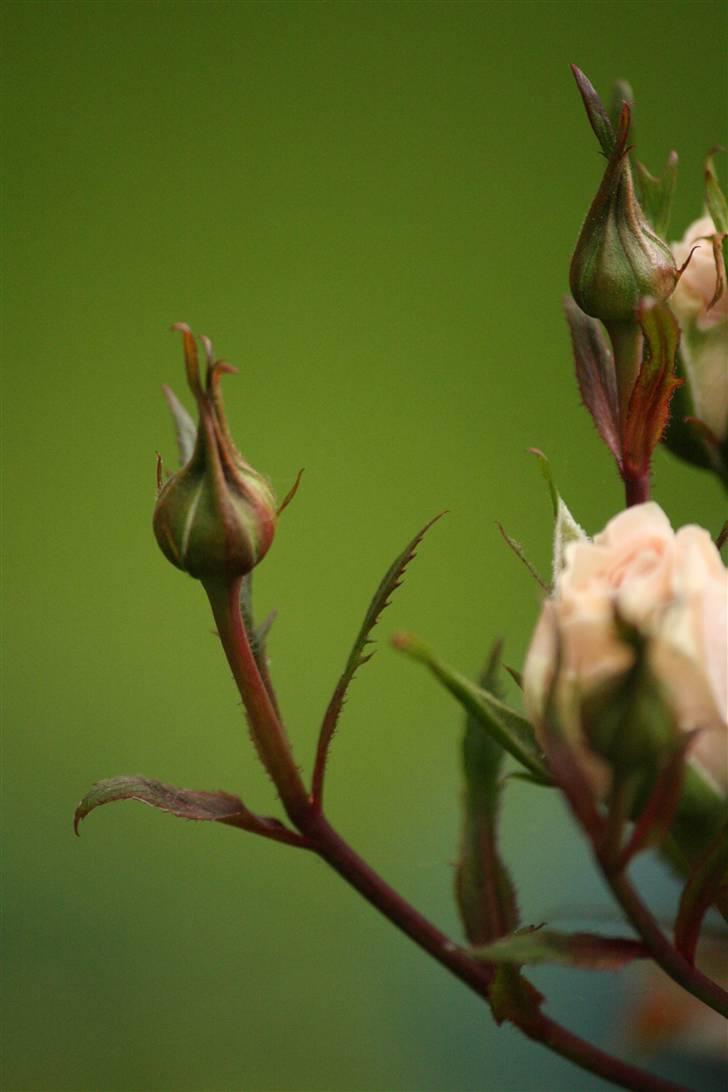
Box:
2;1;726;1089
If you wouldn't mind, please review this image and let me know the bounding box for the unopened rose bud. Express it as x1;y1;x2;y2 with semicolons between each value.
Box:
523;503;728;796
153;325;277;581
569;69;677;326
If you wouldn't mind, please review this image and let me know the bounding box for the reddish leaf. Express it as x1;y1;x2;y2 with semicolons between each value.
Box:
622;301;682;478
73;776;305;847
311;515;444;806
564;297;621;465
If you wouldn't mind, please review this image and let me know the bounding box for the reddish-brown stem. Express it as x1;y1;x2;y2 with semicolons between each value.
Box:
624;472;650;507
208;578;682;1092
204;577;310;826
600;863;728;1018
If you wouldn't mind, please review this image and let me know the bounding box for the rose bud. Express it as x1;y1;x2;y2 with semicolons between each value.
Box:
569;71;677;328
523;502;728;797
153;325;277;581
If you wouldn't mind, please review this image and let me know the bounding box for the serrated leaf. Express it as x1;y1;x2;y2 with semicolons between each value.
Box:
564;296;621;464
473;928;647;970
393;633;552;785
674;815;728;963
528;449;587;582
162;385;197;465
456;646;519;945
311;515;444;805
73;775;303;846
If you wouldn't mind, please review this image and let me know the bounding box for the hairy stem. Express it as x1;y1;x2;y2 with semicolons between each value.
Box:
208;577;682;1092
624;472;650;506
204;576;310;825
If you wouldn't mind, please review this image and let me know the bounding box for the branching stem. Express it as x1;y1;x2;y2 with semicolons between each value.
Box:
205;576;686;1092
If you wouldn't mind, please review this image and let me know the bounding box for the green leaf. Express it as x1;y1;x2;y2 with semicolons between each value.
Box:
162;385;197;465
496;522;549;591
456;645;520;945
635;152;678;239
73;775;303;846
311;514;444;804
239;574;281;716
393;633;552;785
705;147;728;234
473;928;647;970
675;815;728;963
528;449;587;581
488;966;544;1031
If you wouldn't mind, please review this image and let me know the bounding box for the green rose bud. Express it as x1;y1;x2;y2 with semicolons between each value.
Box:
569;68;677;325
153;325;277;581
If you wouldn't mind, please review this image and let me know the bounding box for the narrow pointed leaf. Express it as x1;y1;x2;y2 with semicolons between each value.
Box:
456;646;520;945
393;633;552;785
239;574;281;716
496;522;549;591
473;928;647;970
311;515;444;805
571;65;616;157
74;775;305;847
564;297;621;463
162;385;197;465
674;816;728;964
705;147;728;234
528;449;587;580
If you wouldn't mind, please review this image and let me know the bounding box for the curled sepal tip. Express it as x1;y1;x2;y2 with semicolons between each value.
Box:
153;325;277;581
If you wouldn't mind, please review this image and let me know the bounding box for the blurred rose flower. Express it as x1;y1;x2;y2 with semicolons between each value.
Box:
670;215;728;443
523;502;728;793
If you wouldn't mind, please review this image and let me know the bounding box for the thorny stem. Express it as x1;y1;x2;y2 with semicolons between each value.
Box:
208;578;684;1092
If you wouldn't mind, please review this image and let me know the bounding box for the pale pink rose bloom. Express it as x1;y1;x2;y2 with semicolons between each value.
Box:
669;215;728;443
523;502;728;794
